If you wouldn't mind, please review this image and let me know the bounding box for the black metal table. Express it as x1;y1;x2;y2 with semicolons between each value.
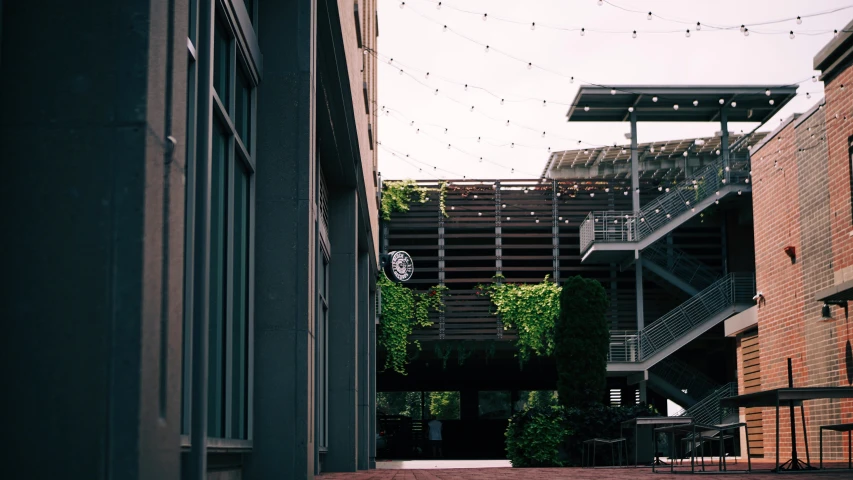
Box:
653;422;750;474
719;387;853;473
620;416;693;466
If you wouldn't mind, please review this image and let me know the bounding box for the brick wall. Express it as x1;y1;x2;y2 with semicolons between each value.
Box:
750;99;853;462
825;67;853;280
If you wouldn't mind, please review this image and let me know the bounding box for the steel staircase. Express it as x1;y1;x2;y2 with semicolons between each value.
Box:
607;273;754;373
642;241;721;295
674;382;739;425
648;357;721;408
579;157;750;263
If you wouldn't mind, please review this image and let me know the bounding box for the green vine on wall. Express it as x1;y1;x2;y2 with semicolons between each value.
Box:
478;275;561;364
380;180;449;221
378;273;447;374
380;180;428;221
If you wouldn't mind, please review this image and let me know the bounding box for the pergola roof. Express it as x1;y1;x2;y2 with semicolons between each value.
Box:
541;131;767;179
566;85;798;122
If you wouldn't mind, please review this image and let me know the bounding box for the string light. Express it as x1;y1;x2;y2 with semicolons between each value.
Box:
731;101;737;107
685;29;691;38
789;31;795;39
485;45;490;53
580;28;585;36
744;28;750;37
693;100;699;106
673;104;679;110
652;96;658;102
628;107;634;112
647;12;653;20
696;22;701;31
531;22;536;31
632;30;637;38
796;16;802;24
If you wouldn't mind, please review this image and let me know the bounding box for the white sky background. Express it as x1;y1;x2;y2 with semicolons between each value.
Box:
376;0;851;180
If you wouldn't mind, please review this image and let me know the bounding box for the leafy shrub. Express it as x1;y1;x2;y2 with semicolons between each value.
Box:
505;406;569;468
505;403;659;467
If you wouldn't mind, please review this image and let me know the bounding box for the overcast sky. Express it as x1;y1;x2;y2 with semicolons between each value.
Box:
376;0;851;180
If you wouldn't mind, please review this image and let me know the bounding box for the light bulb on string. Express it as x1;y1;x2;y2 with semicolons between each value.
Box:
835;30;839;38
570;77;574;84
485;45;490;53
796;16;802;24
531;22;536;30
673;104;679;110
693;100;699;106
527;62;533;70
765;89;771;96
542;131;546;138
686;29;691;37
647;12;653;20
719;98;725;105
731;101;737;107
425;72;430;79
506;120;510;126
652;96;658;102
584;106;590;112
744;28;749;36
628;107;634;112
632;30;637;38
812;76;817;82
399;69;403;75
696;22;701;31
470;106;474;112
740;25;745;32
434;89;439;95
611;89;617;95
482;13;487;21
447;144;451;149
464;84;468;91
400;1;405;8
500;98;504;105
511;143;515;148
542;100;547;107
442;25;447;32
769;99;775;105
580;28;585;36
597;0;603;5
789;31;795;39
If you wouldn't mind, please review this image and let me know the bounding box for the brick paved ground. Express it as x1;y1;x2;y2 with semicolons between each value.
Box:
318;463;853;479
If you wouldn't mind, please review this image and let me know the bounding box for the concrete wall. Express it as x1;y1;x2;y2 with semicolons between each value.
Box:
1;1;188;479
750;99;853;461
338;0;379;259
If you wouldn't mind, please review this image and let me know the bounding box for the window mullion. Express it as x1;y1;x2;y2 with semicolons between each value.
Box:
224;133;236;439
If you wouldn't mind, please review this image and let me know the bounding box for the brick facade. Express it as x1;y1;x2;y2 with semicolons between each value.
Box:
747;46;853;461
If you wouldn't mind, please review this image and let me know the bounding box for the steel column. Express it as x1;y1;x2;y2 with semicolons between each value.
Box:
631;111;645;331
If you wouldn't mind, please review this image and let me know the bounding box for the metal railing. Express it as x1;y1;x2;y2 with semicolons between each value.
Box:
650;357;720;402
580;157;750;254
608;273;755;363
643;241;720;291
675;382;738;425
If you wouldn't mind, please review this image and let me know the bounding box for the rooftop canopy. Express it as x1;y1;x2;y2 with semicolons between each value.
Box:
566;85;798;123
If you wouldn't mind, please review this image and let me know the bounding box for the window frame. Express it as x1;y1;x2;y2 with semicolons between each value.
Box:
182;0;259;448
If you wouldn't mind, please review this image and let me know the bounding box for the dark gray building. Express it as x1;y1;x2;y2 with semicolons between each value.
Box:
2;1;380;479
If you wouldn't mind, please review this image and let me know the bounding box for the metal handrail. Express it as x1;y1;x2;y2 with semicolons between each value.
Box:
650;357;720;401
580;157;750;254
608;273;755;363
643;241;720;291
675;382;738;425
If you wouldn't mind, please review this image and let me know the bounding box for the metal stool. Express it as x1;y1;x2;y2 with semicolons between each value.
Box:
582;438;627;467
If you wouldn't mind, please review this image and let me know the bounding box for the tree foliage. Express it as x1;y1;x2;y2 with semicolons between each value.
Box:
427;391;460;419
380;180;428;220
554;275;610;409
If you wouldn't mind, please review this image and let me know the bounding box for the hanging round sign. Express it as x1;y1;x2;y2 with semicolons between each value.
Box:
384;250;414;282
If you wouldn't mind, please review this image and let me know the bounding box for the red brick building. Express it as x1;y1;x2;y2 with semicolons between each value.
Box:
737;20;853;463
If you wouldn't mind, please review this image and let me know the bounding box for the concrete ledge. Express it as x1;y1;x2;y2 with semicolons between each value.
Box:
724;306;758;337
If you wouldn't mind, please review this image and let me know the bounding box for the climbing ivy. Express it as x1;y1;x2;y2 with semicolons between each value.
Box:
479;275;562;364
378;273;447;375
438;181;449;218
380;180;428;221
380;180;449;221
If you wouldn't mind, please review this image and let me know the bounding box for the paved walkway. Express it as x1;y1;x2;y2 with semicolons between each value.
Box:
318;460;853;479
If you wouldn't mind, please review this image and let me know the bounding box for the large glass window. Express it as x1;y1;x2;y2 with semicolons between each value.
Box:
182;0;258;444
317;251;329;449
377;392;424;419
515;390;558;412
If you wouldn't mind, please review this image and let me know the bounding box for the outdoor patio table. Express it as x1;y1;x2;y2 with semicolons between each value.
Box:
653;422;750;474
719;387;853;473
620;416;693;467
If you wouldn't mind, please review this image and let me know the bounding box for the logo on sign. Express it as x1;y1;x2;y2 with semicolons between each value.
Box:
388;251;414;282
